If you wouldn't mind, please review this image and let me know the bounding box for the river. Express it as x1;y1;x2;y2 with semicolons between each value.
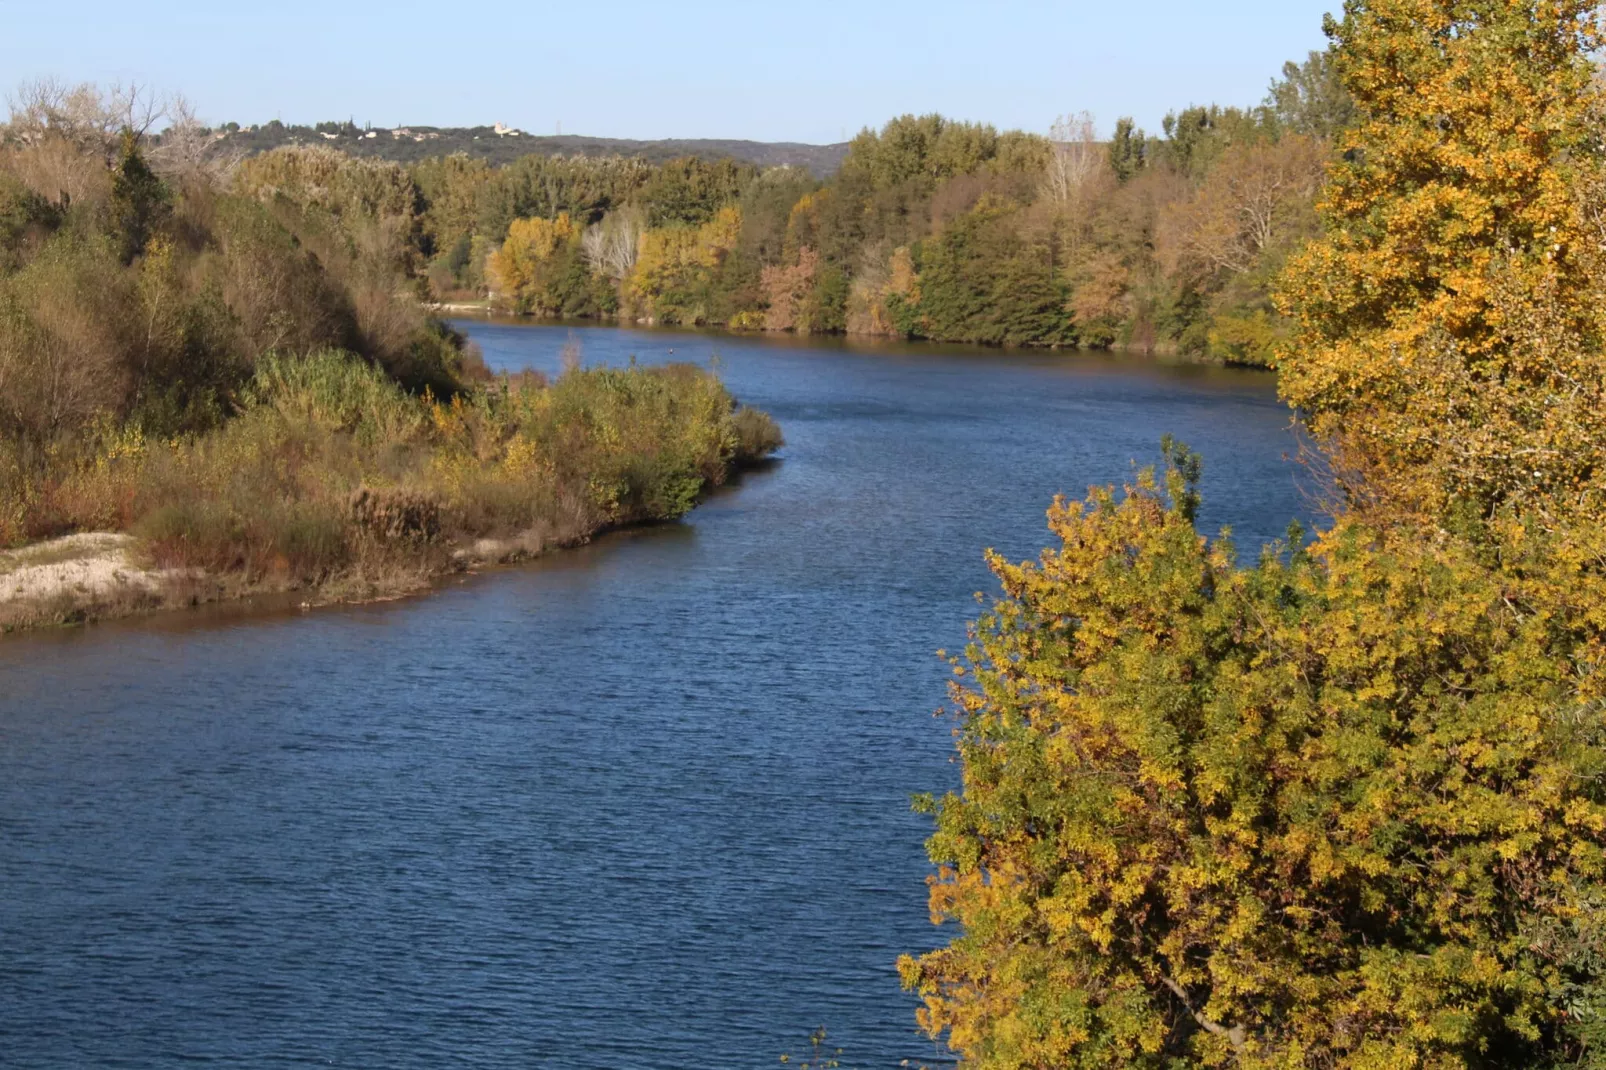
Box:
0;323;1312;1069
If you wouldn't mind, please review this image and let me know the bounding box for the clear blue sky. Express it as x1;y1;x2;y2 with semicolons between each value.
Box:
0;0;1340;143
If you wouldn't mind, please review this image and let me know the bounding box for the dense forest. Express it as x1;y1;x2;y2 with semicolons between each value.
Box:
190;51;1350;366
0;84;778;625
900;2;1606;1067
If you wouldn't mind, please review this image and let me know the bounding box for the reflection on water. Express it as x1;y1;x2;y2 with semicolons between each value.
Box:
0;325;1310;1069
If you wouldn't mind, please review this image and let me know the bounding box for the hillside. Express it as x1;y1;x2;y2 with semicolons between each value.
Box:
208;120;850;175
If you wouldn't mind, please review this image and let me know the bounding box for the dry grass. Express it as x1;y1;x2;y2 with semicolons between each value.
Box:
0;349;781;630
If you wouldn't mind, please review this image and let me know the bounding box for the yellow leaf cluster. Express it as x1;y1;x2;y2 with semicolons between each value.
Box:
1276;0;1606;521
486;212;579;309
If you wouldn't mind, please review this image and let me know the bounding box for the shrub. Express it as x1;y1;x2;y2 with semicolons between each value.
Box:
347;487;441;543
0;170;60;271
0;234;132;446
210;195;360;360
25;350;781;591
246;350;424;443
731;406;783;461
901;449;1606;1069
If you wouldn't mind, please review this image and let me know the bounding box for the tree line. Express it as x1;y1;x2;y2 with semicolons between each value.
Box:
214;53;1350;366
196;120;849;172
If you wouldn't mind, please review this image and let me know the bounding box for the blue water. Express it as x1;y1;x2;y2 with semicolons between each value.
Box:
0;324;1311;1068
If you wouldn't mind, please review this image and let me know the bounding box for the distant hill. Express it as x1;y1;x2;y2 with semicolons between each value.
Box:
209;121;850;176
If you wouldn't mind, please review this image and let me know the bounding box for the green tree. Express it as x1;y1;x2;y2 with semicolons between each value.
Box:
1107;118;1148;183
108;129;168;263
1156;105;1271;179
1266;48;1356;139
637;156;756;227
914;200;1071;346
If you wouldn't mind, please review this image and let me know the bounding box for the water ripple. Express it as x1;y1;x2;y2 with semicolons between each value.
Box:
0;325;1309;1068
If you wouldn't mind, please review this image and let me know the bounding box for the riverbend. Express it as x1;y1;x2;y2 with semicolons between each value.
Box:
0;323;1310;1069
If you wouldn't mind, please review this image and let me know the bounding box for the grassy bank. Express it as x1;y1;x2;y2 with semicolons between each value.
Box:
0;349;781;631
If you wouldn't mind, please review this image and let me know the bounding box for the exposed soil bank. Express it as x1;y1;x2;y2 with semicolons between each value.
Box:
0;523;594;634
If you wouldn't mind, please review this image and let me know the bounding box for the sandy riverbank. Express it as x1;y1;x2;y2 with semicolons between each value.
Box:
0;534;203;631
0;529;583;634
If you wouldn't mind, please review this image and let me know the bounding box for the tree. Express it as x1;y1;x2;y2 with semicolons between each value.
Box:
0;171;59;271
109;129;169;263
1044;111;1103;209
149;96;242;190
0;235;132;445
581;206;645;281
1156;135;1327;365
912;198;1072;346
4;79;162;162
1277;0;1606;516
1107;118;1148;183
838;114;999;192
900;445;1606;1069
486;212;582;315
760;245;819;332
737;165;820;268
902;4;1606;1067
1266;48;1356;140
1156;105;1271;179
637;156;755;228
1161;136;1326;280
627;205;741;325
1068;251;1130;347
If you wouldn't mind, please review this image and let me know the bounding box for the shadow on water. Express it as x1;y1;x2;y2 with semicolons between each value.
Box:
0;324;1307;1070
461;313;1279;389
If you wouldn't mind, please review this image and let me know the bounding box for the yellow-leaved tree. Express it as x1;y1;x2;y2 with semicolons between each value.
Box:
900;4;1606;1068
1277;0;1606;520
625;204;740;325
486;212;579;315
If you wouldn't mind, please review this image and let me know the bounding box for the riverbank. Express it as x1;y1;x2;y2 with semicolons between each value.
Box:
0;517;643;632
0;534;191;630
0;351;781;634
0;526;548;633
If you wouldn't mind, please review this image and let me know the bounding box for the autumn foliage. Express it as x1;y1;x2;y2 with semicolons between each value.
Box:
443;99;1338;360
0;98;782;616
1277;0;1606;519
900;3;1606;1067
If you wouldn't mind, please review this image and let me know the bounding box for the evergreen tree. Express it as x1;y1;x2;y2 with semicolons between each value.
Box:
108;129;168;264
1107;117;1148;183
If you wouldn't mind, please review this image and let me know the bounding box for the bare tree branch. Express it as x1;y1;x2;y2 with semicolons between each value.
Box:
1161;976;1248;1052
148;94;243;185
582;206;644;280
1044;111;1101;208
